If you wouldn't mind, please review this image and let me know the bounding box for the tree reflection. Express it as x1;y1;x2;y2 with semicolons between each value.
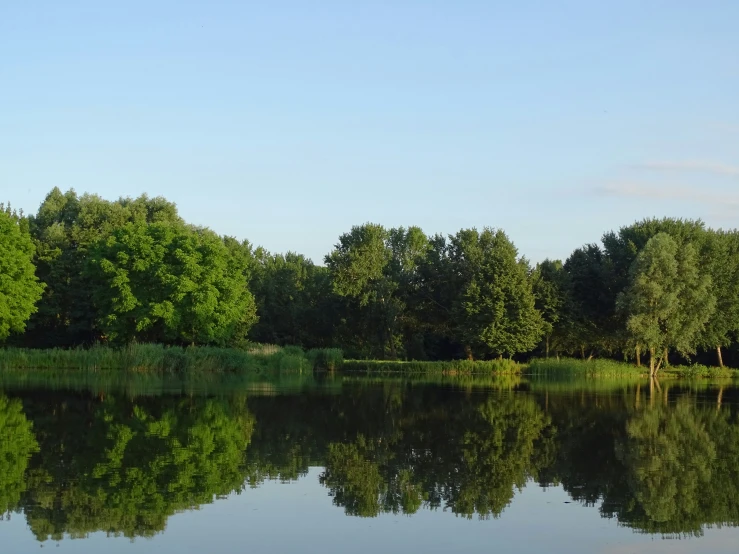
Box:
1;381;739;540
0;394;38;515
18;394;254;540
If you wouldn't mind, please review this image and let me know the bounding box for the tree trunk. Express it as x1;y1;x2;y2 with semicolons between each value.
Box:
464;345;473;361
649;347;656;377
663;348;669;368
581;346;585;360
388;331;397;360
636;345;641;368
587;350;594;362
717;346;724;368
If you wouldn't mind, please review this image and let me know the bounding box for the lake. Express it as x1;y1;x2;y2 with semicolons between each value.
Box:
1;375;738;553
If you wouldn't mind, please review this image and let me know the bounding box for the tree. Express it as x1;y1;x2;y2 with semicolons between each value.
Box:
0;205;45;341
446;228;543;359
616;233;715;375
531;260;566;357
86;222;257;345
560;244;619;358
700;230;739;367
326;224;429;359
27;188;182;346
249;250;339;348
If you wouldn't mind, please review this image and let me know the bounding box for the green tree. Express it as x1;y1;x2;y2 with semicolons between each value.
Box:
531;259;566;358
326;224;429;359
446;228;543;359
0;205;45;341
700;230;739;367
559;244;619;359
86;222;257;345
616;233;715;375
250;250;339;348
27;188;182;346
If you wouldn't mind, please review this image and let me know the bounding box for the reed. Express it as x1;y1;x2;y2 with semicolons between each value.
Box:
0;344;344;374
341;358;522;374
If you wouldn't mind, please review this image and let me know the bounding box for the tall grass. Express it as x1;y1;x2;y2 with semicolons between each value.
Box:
342;358;522;374
0;344;344;374
527;358;645;378
527;357;738;379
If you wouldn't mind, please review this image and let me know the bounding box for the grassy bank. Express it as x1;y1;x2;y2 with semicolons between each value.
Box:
342;358;522;375
0;344;343;374
527;357;737;379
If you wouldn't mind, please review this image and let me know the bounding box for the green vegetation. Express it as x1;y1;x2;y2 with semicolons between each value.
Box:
86;221;257;346
0;205;44;341
2;188;739;373
343;358;522;374
0;343;338;374
528;357;646;377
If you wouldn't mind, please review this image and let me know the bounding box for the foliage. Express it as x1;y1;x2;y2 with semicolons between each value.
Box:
26;188;181;346
0;206;45;341
616;233;715;374
0;343;341;373
342;358;522;374
86;222;257;345
445;228;543;359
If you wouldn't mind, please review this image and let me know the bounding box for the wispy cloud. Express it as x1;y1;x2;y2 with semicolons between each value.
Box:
595;182;739;218
635;160;739;177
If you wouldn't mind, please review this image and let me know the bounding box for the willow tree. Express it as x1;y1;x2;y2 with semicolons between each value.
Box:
0;206;45;341
616;233;715;375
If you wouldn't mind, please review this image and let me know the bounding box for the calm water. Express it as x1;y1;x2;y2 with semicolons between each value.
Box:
1;375;738;553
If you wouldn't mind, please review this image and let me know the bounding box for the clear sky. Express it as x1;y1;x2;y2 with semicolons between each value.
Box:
2;0;737;264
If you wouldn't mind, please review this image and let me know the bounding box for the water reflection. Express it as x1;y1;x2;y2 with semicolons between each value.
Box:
0;379;737;541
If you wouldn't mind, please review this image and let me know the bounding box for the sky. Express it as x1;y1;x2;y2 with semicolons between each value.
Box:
2;0;738;264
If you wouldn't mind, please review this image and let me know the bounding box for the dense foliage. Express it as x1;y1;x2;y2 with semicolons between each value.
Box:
0;206;44;341
2;188;739;367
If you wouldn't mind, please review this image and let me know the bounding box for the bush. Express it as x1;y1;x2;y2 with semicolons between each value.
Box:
307;348;344;371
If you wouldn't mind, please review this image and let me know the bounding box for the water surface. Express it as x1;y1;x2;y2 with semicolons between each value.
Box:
1;375;737;553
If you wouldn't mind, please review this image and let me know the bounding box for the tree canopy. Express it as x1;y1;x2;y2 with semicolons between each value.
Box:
86;222;257;345
0;206;45;341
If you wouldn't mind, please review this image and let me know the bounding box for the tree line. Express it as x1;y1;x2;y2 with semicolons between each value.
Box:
2;188;739;369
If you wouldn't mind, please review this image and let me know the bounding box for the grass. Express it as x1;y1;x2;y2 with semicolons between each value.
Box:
527;357;738;379
527;358;646;378
342;358;523;375
0;343;345;374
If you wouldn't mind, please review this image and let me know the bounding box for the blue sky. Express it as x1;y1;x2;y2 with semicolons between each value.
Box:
2;0;737;263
